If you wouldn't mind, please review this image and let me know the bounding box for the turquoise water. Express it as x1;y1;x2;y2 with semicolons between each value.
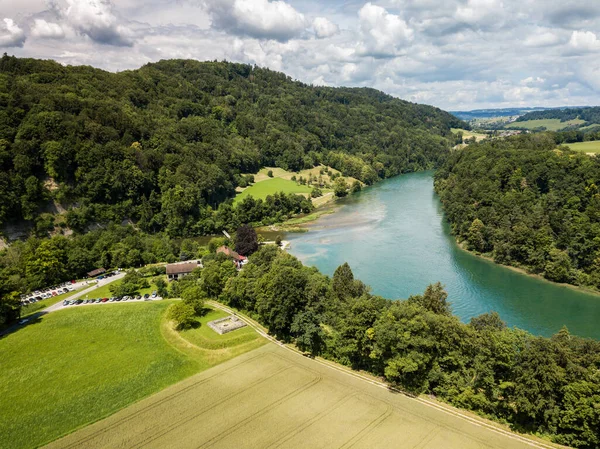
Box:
287;171;600;339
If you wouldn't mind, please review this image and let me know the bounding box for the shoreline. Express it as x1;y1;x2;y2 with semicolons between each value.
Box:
454;239;600;299
272;168;600;301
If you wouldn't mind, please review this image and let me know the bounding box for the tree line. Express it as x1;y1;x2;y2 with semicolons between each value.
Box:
0;54;462;238
435;133;600;289
515;107;600;127
171;244;600;448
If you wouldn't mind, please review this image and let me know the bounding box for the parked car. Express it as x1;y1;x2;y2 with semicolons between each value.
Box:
143;294;150;299
76;299;83;305
151;291;157;298
63;300;69;306
102;298;109;302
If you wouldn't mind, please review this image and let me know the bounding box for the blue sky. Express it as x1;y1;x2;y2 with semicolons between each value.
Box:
2;0;600;110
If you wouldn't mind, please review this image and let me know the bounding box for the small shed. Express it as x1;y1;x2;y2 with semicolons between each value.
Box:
166;261;201;281
87;267;106;278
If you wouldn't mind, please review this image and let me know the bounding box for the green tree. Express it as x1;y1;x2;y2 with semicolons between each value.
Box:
291;310;324;356
334;177;348;197
467;218;486;252
169;302;198;330
181;285;206;315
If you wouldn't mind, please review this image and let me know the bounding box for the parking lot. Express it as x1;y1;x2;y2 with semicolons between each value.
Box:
62;292;162;307
19;271;121;306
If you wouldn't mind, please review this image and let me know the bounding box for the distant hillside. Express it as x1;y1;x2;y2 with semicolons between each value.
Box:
0;55;464;238
450;107;551;121
514;107;600;129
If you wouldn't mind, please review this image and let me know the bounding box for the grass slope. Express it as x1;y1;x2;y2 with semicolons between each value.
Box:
451;128;487;141
234;177;314;204
565;140;600;153
506;118;585;131
0;301;264;448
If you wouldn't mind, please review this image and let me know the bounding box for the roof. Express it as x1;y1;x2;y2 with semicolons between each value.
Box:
216;246;244;261
166;262;200;275
87;268;106;277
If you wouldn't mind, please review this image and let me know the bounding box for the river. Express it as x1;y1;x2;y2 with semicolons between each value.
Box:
287;171;600;339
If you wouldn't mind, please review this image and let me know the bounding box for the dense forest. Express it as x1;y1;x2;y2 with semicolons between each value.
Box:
170;245;600;448
515;107;600;129
435;133;600;289
0;54;462;238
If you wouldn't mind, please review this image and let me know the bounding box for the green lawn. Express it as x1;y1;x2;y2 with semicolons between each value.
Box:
21;286;88;317
180;309;263;350
565;140;600;153
506;118;585;131
0;302;265;448
234;177;315;204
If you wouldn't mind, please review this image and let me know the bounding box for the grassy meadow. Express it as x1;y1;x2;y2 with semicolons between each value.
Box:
565;140;600;153
234;177;314;204
451;128;488;141
234;165;359;205
506;118;585;131
0;301;264;448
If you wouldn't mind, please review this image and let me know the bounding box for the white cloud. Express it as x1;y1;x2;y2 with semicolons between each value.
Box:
357;3;413;58
455;0;505;29
31;19;65;39
524;28;561;47
0;18;26;47
65;0;134;46
313;17;338;39
568;30;600;54
207;0;306;42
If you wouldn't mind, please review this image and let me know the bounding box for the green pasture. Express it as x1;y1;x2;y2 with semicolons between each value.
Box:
234;177;315;204
451;128;488;141
506;118;585;131
565;140;600;153
0;302;263;448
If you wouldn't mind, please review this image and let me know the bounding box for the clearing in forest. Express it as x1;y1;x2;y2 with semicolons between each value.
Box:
46;343;551;449
565;140;600;153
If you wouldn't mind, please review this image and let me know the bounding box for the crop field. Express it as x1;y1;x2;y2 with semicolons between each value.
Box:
565;140;600;153
0;302;264;449
47;344;542;449
506;118;585;131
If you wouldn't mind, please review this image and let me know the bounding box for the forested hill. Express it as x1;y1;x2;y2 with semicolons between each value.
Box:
435;134;600;290
515;106;600;126
0;54;463;237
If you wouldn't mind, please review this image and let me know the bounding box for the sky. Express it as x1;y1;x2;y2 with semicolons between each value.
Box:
1;0;600;111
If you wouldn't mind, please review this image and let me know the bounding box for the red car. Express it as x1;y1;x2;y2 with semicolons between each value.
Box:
101;297;109;302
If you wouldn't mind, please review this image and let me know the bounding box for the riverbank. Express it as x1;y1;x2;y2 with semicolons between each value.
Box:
454;239;600;299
